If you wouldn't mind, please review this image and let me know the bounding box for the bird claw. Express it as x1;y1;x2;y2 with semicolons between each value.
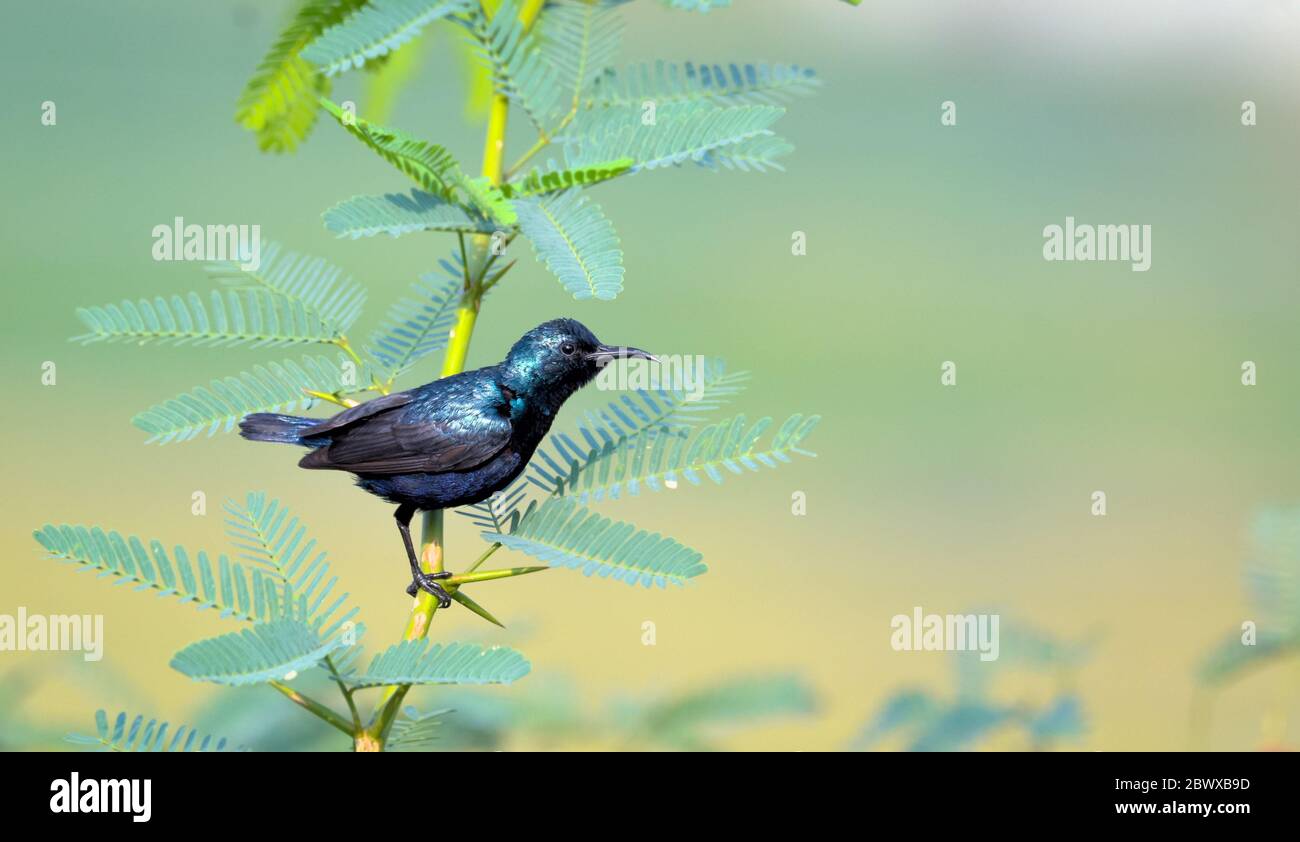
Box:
406;571;453;607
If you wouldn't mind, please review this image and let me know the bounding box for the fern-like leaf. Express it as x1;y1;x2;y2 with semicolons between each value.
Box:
223;492;358;637
67;710;237;752
131;355;351;444
535;0;624;127
472;0;622;136
365;273;461;379
73;289;346;348
646;357;750;426
205;241;366;336
501;158;633;198
320;97;463;198
483;497;706;588
303;0;472;76
171;619;352;686
592;61;820;107
530;358;747;492
564;101;787;172
32;495;354;634
235;0;367;152
347;640;530;687
388;706;454;750
324;190;494;239
709;133;794;172
469;0;562;133
33;524;272;622
453;174;518;226
515;192;623;300
318;98;515;225
533;412;819;503
458;479;529;532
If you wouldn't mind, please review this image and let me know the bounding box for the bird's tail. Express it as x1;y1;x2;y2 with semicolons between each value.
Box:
239;413;317;445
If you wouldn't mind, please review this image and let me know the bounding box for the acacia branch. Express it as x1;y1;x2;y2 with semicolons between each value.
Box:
358;0;546;750
269;680;354;735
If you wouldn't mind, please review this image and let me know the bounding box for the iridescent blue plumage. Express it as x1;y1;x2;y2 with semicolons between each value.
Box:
239;318;653;605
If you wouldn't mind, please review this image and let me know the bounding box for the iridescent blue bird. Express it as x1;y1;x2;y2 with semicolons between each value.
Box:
239;318;653;607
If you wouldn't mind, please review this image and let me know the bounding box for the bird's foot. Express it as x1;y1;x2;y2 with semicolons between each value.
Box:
406;570;453;607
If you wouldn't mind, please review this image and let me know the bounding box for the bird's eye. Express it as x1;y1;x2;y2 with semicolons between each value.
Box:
560;342;576;356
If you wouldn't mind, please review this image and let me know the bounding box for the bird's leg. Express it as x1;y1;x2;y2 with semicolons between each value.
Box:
394;504;451;607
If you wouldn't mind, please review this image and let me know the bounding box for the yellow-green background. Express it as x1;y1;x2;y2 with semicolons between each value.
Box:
2;0;1297;750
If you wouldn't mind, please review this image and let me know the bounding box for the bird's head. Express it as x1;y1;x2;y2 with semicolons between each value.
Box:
501;318;654;405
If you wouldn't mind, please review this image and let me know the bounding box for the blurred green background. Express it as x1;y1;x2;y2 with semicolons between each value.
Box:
2;0;1298;750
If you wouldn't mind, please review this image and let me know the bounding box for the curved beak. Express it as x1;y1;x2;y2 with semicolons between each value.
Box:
588;344;659;365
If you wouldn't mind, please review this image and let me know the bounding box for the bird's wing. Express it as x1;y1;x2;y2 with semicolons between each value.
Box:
301;392;414;437
298;383;512;475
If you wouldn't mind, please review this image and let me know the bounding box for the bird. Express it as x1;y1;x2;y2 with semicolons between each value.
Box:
239;318;654;607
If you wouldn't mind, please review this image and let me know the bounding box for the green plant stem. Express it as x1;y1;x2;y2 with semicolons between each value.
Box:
504;110;574;180
456;232;473;291
336;335;395;395
371;510;446;739
324;654;362;732
505;133;548;181
269;680;354;735
466;541;502;573
356;0;545;752
334;336;365;370
443;566;548;586
305;389;359;408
